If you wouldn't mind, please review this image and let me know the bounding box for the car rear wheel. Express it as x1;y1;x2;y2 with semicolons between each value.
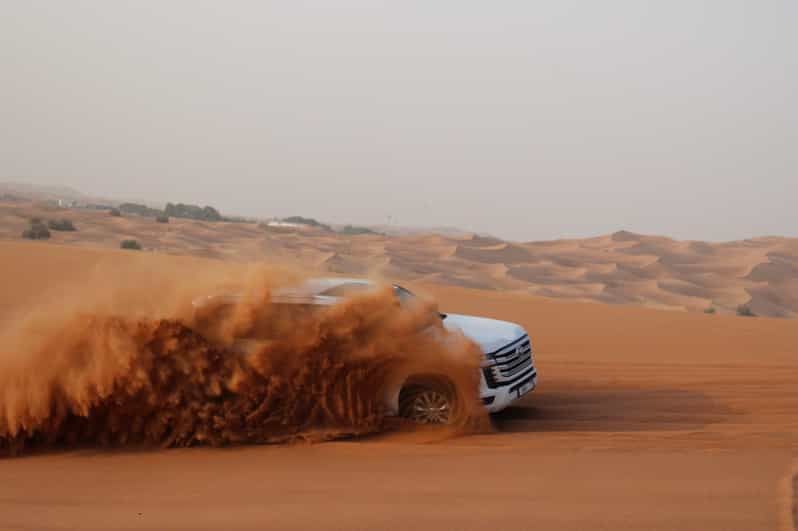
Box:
398;377;458;425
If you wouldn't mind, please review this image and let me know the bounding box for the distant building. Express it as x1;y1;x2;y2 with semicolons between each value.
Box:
266;220;304;229
56;199;79;208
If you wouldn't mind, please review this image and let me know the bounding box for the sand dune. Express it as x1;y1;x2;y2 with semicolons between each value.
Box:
2;201;798;319
0;202;798;317
0;242;796;530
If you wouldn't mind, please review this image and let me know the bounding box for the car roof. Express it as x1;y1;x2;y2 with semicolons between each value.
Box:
300;277;377;295
192;278;392;309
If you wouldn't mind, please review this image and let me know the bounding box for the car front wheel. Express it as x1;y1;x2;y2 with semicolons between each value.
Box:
398;377;458;425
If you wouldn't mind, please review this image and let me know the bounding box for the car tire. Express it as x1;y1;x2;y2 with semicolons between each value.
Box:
398;376;459;425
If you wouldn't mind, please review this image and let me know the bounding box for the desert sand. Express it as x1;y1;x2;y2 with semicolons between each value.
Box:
3;199;798;318
0;241;796;530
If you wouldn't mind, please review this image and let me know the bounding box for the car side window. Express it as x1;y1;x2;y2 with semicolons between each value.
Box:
320;283;374;297
392;285;415;303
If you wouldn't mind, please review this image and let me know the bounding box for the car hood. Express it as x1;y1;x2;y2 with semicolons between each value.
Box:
442;313;527;354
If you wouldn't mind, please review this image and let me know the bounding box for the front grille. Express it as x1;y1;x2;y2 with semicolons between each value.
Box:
483;336;534;389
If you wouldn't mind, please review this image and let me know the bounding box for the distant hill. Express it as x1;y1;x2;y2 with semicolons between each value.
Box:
369;224;479;238
1;198;796;317
0;182;88;201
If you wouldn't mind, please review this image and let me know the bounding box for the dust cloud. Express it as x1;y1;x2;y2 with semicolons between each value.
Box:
0;262;486;455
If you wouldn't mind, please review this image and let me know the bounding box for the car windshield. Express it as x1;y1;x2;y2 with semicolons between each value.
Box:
321;282;414;301
392;285;415;303
393;285;447;319
320;283;374;297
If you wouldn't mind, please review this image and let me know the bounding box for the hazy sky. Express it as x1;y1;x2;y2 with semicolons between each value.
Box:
2;1;796;241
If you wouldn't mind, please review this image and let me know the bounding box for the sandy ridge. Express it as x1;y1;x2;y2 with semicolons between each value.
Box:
2;200;797;317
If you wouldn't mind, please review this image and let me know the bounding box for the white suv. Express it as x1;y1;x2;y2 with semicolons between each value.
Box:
194;278;537;424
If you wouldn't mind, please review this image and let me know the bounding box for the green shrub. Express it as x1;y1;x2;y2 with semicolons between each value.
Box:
109;208;122;217
164;203;222;222
47;219;77;231
120;202;162;217
156;215;169;223
22;220;51;240
340;225;382;236
120;239;142;250
703;306;716;314
736;304;756;317
281;216;332;231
